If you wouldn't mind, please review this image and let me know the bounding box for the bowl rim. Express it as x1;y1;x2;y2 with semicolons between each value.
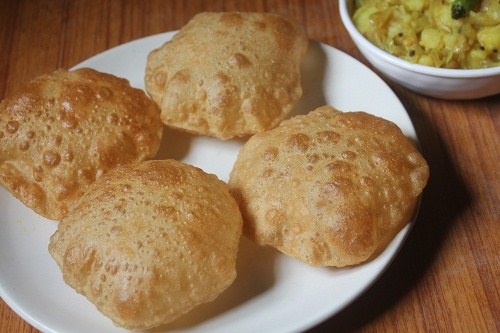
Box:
338;0;500;79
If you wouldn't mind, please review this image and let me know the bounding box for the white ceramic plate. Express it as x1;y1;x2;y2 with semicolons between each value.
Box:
0;32;420;333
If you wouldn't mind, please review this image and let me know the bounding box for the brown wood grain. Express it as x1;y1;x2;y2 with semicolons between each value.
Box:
1;1;499;332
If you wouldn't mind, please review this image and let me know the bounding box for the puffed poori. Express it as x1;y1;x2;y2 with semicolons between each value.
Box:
0;68;163;220
145;11;309;140
49;159;243;330
229;106;429;267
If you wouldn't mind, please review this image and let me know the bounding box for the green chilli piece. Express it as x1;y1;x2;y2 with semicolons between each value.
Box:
451;0;479;19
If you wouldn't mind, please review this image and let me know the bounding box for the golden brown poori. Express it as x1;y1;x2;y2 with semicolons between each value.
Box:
229;106;429;267
49;159;243;330
145;11;309;140
0;68;163;220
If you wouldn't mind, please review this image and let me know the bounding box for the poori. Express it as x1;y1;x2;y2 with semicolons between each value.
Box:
0;68;163;220
229;106;429;267
145;11;309;140
49;159;243;330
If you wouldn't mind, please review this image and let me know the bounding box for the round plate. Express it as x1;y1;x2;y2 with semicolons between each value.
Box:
0;31;419;333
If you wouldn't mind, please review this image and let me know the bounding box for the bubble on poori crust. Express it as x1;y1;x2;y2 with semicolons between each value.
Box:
49;160;243;330
145;11;309;140
0;68;163;220
229;106;429;267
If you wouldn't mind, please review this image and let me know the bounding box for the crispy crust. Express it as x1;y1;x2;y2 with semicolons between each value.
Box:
0;68;163;220
49;160;243;330
229;106;429;267
145;12;309;140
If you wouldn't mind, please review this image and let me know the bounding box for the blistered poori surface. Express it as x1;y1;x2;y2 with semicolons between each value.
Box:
229;106;429;267
48;160;243;330
0;68;163;220
145;11;309;140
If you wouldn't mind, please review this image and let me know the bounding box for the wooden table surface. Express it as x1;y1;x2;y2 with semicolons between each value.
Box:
1;1;498;332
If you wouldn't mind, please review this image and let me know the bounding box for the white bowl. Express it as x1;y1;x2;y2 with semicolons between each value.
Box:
339;0;500;99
